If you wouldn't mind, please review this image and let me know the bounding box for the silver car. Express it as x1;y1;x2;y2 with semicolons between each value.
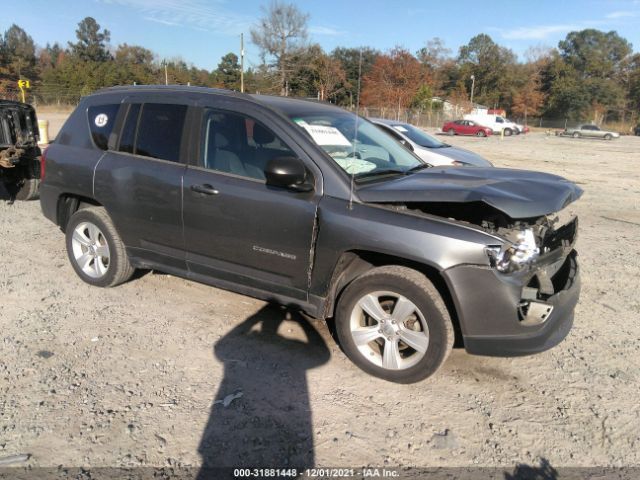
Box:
562;124;620;140
370;118;493;167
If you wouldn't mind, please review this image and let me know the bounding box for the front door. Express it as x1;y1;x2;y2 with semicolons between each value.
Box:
182;107;321;301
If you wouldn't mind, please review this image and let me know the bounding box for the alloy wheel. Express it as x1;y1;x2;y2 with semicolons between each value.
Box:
349;291;429;370
71;221;110;279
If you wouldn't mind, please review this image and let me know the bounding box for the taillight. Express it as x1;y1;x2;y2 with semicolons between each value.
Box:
40;146;48;180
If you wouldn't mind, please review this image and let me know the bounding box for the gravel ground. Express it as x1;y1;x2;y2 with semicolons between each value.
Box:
1;125;639;471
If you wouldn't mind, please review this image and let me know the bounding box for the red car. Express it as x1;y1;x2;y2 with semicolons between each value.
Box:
442;120;493;137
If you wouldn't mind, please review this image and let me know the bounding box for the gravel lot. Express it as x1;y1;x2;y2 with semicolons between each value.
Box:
1;120;639;472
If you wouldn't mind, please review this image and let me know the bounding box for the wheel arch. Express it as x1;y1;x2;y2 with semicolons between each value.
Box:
323;249;464;348
56;193;103;232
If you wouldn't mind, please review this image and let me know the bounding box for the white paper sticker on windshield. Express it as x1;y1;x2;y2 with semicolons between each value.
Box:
94;113;108;127
302;125;351;146
334;158;377;174
392;125;409;133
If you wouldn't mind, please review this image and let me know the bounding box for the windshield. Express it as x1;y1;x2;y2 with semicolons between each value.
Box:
388;123;447;148
288;111;426;179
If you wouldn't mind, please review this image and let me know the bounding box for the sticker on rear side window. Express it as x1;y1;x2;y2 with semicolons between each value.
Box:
94;114;109;127
88;104;120;150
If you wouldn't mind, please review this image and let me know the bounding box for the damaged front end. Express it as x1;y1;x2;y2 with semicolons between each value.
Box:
402;200;578;322
356;166;583;355
483;207;579;326
379;198;581;355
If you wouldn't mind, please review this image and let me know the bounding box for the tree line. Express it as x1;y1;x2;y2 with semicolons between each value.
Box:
1;2;639;125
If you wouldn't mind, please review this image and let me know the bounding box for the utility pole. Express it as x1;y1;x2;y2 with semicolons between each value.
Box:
162;60;168;85
240;33;245;93
470;74;475;106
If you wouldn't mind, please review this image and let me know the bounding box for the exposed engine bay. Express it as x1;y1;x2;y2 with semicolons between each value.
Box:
385;201;577;252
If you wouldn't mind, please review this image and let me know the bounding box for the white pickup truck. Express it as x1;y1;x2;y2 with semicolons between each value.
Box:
463;114;520;136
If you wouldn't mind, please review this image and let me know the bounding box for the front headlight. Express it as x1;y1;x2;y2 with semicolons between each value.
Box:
485;228;540;273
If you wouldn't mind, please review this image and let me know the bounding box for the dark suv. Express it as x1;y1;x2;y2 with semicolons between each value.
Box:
40;86;582;383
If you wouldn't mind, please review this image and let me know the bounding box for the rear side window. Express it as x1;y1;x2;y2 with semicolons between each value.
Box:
135;103;187;162
88;104;120;150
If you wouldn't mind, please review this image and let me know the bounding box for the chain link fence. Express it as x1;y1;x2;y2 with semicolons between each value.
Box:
357;107;458;130
514;117;637;134
1;85;88;108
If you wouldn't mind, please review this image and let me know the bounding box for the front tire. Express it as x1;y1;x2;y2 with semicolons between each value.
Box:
503;128;513;136
65;207;135;287
335;266;454;383
604;134;612;140
476;130;486;137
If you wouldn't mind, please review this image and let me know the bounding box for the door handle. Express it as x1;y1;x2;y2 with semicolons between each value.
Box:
190;184;219;195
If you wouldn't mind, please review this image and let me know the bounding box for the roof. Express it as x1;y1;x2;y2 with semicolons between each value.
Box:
91;85;348;118
93;84;246;100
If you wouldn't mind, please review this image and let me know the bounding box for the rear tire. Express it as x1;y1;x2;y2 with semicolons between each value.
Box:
14;178;40;201
65;206;135;287
572;132;580;138
447;128;455;136
335;266;454;383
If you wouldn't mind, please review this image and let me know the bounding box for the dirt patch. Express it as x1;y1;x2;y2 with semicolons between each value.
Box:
1;131;639;469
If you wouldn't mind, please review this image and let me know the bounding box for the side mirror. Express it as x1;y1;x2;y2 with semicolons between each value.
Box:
264;156;313;192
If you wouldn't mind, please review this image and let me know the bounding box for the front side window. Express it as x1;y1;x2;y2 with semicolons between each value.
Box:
88;104;120;150
201;109;294;180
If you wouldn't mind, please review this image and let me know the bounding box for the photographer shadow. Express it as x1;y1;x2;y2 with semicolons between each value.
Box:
197;304;331;477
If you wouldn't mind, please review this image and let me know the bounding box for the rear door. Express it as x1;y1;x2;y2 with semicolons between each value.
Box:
182;101;322;300
94;99;194;270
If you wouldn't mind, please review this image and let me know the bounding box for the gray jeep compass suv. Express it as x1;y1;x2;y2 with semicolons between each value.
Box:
40;86;582;383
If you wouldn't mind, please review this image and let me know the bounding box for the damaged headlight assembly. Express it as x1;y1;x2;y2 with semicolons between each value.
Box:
485;228;540;274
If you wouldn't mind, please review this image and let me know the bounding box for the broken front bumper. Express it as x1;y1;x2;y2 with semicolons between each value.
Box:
443;250;580;357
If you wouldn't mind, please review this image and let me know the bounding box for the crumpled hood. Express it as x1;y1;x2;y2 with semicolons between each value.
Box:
357;167;583;219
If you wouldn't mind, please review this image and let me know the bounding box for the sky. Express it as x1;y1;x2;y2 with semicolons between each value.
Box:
3;0;640;70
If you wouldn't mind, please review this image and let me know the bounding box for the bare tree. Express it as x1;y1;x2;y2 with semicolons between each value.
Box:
250;1;309;96
312;53;346;100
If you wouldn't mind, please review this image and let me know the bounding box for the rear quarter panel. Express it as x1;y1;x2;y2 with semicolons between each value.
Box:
39;101;106;225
